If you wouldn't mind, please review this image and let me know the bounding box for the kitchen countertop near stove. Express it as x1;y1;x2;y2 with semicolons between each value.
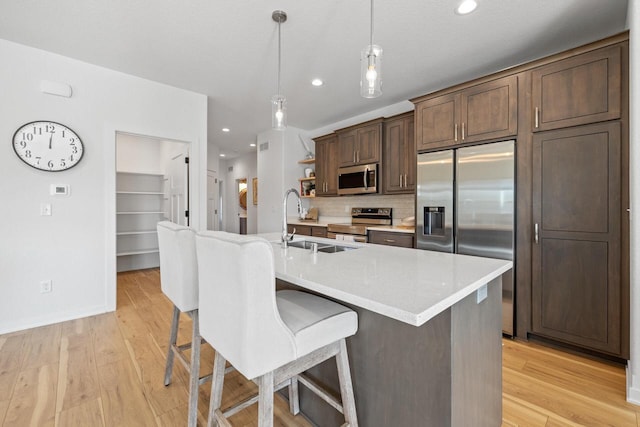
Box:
262;232;511;327
287;218;414;234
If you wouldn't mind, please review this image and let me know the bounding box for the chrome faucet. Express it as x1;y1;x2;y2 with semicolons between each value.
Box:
282;188;302;248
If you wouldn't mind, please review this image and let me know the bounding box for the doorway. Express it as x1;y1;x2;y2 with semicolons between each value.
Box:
238;178;247;234
115;132;190;275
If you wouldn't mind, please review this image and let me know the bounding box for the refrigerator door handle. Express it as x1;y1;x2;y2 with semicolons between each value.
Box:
534;223;539;244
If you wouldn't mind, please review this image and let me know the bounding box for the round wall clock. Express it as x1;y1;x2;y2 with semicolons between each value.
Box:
12;121;84;172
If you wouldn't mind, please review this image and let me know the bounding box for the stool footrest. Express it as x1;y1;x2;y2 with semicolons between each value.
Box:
297;373;344;414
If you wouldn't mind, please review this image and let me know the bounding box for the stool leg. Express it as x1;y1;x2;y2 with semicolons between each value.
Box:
258;371;274;427
288;376;300;415
336;339;358;427
188;309;201;427
164;305;180;386
207;351;226;427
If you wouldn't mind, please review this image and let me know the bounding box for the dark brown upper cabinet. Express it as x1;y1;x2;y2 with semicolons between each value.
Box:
383;112;415;194
314;133;338;197
415;75;518;151
531;45;621;132
461;76;518;143
336;119;383;167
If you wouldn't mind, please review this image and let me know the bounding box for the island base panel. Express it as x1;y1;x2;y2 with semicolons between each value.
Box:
277;277;502;426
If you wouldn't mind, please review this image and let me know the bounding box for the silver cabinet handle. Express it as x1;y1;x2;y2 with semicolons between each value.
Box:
353;151;356;163
400;174;403;188
357;150;360;163
534;223;539;244
462;123;465;140
535;107;539;128
454;124;458;142
404;174;407;188
384;239;396;243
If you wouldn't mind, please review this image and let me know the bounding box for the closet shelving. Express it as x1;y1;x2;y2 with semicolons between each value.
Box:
116;172;167;272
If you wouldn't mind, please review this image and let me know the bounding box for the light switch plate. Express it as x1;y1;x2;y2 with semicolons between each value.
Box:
476;284;488;304
40;203;52;216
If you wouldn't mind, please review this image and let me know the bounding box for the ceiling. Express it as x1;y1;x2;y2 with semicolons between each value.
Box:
0;1;629;158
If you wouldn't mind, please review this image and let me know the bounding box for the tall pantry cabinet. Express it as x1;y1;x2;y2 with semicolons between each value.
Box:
528;43;628;358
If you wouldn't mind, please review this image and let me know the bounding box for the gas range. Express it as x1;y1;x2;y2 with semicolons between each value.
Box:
327;207;392;243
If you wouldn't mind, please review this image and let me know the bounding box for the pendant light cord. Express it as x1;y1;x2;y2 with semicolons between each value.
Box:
277;20;282;96
370;0;374;48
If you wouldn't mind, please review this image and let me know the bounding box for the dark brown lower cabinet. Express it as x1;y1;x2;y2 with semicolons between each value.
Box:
531;122;624;357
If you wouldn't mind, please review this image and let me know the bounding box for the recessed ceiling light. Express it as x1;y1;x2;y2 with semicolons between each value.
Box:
456;0;477;15
222;128;230;132
219;153;226;157
250;143;256;147
311;79;324;87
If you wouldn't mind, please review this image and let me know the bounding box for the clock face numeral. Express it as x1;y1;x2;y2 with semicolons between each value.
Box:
12;121;84;172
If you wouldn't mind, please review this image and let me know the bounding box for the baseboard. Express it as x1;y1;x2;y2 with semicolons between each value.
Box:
0;305;111;335
626;362;640;405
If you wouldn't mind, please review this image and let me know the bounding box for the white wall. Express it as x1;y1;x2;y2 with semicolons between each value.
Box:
220;152;258;234
116;134;165;174
0;39;207;334
627;0;640;404
256;127;308;233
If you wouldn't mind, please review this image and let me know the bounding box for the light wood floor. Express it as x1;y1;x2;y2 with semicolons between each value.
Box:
0;268;638;426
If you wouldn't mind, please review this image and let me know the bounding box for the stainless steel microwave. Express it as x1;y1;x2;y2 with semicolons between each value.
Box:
337;163;378;195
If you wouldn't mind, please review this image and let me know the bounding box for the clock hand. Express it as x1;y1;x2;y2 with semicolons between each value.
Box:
49;133;52;149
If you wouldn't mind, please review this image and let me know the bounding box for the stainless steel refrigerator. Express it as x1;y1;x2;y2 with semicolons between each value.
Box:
416;140;515;335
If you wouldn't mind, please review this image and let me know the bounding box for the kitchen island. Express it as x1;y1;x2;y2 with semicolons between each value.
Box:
263;234;512;426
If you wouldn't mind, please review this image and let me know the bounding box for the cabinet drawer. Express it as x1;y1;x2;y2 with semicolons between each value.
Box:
288;224;311;236
311;227;327;238
368;231;414;248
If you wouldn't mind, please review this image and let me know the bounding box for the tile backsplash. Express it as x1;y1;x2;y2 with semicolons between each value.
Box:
308;194;415;224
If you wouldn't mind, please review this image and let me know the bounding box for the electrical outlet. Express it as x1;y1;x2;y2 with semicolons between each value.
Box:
476;284;487;304
40;280;52;293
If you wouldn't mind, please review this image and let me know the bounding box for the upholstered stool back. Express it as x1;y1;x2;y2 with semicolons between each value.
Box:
157;221;198;312
196;231;296;380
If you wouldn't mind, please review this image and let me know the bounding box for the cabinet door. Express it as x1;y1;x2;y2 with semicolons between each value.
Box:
404;118;416;192
315;135;338;196
356;122;381;164
531;122;622;356
384;117;404;193
460;75;517;143
338;129;357;167
415;93;459;151
311;226;327;238
384;115;415;194
531;45;621;132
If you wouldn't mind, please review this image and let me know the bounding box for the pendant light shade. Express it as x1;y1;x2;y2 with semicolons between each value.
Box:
272;94;287;130
360;0;382;98
272;10;287;130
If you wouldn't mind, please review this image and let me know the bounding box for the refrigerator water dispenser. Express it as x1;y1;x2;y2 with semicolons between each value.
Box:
423;206;445;236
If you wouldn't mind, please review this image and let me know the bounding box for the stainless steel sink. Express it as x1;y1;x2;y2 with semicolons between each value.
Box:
317;245;356;253
287;240;322;249
287;240;357;253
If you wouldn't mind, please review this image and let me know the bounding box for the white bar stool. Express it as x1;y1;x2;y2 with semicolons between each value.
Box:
195;231;359;427
157;221;208;427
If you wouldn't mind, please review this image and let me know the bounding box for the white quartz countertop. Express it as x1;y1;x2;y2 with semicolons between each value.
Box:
262;233;512;327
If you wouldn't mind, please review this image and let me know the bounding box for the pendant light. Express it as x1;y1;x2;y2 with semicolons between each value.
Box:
272;10;287;130
360;0;382;98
